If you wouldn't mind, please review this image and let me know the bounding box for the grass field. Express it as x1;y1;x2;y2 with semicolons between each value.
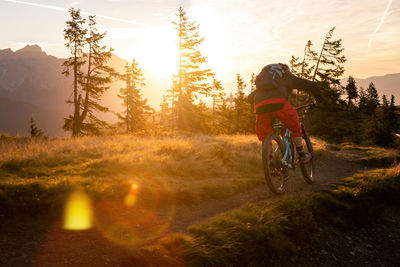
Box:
1;134;396;218
0;134;267;218
1;134;399;266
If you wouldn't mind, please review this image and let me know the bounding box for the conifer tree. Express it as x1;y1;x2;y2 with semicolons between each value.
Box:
118;59;152;133
234;74;250;133
389;95;398;132
30;118;44;138
373;95;395;147
289;56;302;76
309;27;346;105
171;6;212;131
290;40;317;105
301;40;318;80
63;11;115;135
218;96;235;134
160;96;172;130
211;76;226;130
344;76;358;106
62;8;87;136
312;27;346;85
248;73;256;133
79;15;116;135
366;82;380;115
358;86;368;111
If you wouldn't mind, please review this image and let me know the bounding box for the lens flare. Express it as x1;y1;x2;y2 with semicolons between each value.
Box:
124;194;137;207
124;183;139;207
63;190;93;231
131;183;138;191
94;180;175;246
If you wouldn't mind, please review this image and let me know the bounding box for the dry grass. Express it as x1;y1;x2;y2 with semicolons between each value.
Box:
0;135;330;216
0;134;265;217
326;142;400;167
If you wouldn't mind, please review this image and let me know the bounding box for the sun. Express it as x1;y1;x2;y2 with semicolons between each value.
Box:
116;26;179;79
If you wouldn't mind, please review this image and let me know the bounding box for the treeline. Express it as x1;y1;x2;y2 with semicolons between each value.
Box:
311;78;400;148
60;8;399;148
60;7;255;136
286;28;399;148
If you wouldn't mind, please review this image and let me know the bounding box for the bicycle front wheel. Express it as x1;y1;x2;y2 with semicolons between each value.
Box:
299;123;315;184
262;133;287;194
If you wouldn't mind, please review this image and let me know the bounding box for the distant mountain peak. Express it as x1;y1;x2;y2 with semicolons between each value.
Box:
16;44;44;54
0;48;12;56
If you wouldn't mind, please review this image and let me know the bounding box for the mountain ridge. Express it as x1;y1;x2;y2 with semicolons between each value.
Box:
0;45;164;136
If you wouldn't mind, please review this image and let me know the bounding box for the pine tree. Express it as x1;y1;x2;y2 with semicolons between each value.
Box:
62;8;87;136
211;76;226;131
312;27;346;85
79;15;116;135
302;41;318;79
234;73;250;133
366;82;380;115
389;95;398;132
159;95;172;130
344;76;358;106
218;96;235;134
172;6;212;131
30;118;44;138
374;95;395;147
118;59;152;133
63;11;115;136
309;27;346;105
290;40;317;106
249;73;256;133
289;56;302;76
358;86;368;111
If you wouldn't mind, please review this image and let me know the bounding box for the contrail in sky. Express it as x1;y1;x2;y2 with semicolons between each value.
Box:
4;0;148;26
368;0;393;52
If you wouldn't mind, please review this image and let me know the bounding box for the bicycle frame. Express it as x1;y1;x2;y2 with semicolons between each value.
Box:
279;128;296;169
272;102;314;170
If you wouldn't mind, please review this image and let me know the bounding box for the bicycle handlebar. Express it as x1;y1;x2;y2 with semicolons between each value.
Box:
295;102;316;111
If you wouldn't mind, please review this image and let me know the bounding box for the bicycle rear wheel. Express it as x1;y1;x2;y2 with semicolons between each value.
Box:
262;133;287;194
299;123;315;184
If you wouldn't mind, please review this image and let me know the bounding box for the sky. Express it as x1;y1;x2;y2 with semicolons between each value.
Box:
1;0;399;107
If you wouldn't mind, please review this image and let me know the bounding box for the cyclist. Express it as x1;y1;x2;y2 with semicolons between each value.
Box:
248;63;322;163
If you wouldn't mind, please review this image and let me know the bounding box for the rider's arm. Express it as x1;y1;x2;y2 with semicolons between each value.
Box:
283;71;322;101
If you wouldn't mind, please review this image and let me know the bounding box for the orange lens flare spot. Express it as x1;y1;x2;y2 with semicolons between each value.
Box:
124;194;137;207
63;190;93;231
131;184;138;190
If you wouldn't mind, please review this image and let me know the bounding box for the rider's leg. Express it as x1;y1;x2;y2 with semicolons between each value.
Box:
274;101;311;163
293;136;303;147
255;113;273;143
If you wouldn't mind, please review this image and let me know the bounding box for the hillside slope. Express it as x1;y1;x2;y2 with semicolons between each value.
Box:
347;73;400;101
0;45;165;136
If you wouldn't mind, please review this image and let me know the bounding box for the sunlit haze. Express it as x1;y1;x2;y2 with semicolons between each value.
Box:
1;0;399;108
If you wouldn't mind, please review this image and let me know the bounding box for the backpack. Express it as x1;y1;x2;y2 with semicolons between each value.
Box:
255;64;288;91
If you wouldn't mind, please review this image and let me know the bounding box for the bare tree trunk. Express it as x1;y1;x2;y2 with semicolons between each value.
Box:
72;38;80;137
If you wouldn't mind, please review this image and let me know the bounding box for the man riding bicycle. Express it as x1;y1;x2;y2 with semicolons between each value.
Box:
248;63;322;163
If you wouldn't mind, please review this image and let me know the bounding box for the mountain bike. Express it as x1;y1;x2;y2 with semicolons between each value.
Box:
262;103;316;194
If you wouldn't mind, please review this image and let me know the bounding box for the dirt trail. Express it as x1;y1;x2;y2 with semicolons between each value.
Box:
0;150;372;267
169;149;371;233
